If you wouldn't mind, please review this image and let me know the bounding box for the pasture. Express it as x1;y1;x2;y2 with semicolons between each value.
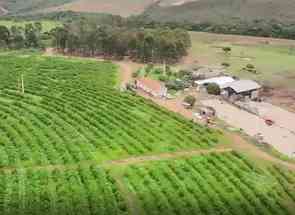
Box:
188;32;295;89
0;52;293;214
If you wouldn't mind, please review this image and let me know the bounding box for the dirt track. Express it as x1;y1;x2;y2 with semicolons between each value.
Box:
203;99;295;157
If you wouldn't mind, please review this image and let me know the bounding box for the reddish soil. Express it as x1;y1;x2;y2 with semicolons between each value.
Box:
262;87;295;113
45;0;154;17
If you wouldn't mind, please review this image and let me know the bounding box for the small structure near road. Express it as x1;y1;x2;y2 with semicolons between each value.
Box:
222;80;262;101
200;106;216;117
135;78;167;98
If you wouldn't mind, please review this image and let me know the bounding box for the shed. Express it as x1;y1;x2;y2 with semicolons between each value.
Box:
195;76;235;89
222;80;262;100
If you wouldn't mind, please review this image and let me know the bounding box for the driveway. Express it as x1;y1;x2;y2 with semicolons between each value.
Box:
202;99;295;157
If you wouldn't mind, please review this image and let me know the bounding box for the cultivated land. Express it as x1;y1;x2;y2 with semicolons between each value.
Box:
0;52;294;214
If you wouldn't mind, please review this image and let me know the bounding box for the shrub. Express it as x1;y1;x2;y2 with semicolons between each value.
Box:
178;69;192;78
206;83;221;95
158;75;168;82
153;68;164;75
222;47;232;54
221;62;230;67
132;70;140;78
166;80;186;91
246;64;255;69
183;95;196;107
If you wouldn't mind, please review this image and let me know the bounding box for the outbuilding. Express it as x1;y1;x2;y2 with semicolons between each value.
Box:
195;76;235;90
222;80;262;100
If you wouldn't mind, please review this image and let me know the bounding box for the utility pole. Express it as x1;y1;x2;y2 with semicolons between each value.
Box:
21;74;24;94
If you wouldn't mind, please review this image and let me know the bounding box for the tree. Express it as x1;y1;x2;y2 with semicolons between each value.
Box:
0;25;10;47
10;26;25;49
221;62;230;67
183;95;196;107
206;83;221;95
24;23;42;48
222;47;231;55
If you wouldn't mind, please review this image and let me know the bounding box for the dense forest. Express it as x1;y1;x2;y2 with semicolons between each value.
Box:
51;20;191;63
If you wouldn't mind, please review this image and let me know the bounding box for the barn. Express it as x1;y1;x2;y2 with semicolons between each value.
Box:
222;80;262;100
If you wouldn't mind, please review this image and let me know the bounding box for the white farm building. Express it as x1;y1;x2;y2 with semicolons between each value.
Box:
195;76;235;89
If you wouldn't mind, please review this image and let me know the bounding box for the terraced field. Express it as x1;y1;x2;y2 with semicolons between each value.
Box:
0;53;293;214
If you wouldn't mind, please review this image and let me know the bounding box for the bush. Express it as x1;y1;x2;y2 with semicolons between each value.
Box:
206;83;221;95
246;64;255;69
158;75;168;82
153;68;164;75
166;80;186;91
178;69;192;78
221;62;230;67
183;95;196;107
222;47;232;54
132;70;140;78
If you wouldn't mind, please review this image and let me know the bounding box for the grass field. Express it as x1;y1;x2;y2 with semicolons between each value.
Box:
0;52;293;214
0;20;60;32
188;32;295;89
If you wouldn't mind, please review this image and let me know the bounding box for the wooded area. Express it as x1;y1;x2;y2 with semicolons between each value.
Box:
0;22;45;49
51;19;191;63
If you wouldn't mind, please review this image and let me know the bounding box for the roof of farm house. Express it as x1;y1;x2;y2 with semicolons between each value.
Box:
137;78;166;92
195;76;235;88
223;80;262;93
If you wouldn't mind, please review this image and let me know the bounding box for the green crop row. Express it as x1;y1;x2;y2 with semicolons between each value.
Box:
0;54;221;168
123;152;295;215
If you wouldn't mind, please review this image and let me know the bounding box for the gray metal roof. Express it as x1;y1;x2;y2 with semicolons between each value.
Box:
224;80;261;93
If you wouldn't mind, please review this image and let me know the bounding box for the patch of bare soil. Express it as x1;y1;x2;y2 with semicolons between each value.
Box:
44;48;55;56
115;61;142;88
262;87;295;113
45;0;155;17
107;148;233;166
0;5;8;15
227;132;295;171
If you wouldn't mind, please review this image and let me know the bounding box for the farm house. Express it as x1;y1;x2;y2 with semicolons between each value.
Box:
195;76;235;90
222;80;262;100
135;78;168;98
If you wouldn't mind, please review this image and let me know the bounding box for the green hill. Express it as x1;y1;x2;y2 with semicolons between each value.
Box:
0;0;75;14
145;0;295;24
3;0;295;24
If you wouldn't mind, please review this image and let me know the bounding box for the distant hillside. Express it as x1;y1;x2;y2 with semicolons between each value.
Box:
0;0;158;17
145;0;295;25
0;0;196;17
0;0;75;15
2;0;295;26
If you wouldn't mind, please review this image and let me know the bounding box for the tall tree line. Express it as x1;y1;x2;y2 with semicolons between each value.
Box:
0;22;43;49
51;20;191;63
